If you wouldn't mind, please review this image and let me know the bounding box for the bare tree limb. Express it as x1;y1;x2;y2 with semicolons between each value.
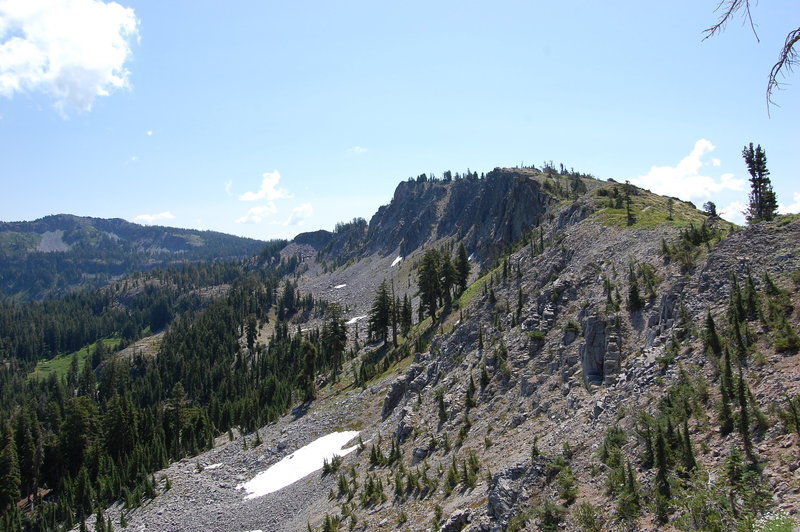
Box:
703;1;798;112
767;28;800;111
703;0;759;42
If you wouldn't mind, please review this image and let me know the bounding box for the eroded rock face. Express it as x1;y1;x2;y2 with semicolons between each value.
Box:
382;376;408;419
578;315;624;385
580;315;607;383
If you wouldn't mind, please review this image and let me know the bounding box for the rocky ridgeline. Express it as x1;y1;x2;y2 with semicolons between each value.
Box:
98;173;800;531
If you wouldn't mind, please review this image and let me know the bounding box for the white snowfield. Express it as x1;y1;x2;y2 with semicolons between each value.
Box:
334;284;347;289
390;256;403;267
345;315;367;325
239;431;360;499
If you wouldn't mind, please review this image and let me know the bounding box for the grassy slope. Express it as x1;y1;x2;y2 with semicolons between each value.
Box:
28;338;118;381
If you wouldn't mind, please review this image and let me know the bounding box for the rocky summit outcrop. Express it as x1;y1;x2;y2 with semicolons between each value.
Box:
296;169;561;268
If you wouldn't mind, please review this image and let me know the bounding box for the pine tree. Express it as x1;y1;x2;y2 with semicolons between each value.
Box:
654;424;671;522
368;280;391;343
322;304;346;381
704;311;722;356
743;143;777;224
681;418;696;473
737;367;756;464
719;359;734;436
418;249;441;320
440;253;456;306
455;243;470;295
400;295;412;337
0;422;21;512
301;341;317;401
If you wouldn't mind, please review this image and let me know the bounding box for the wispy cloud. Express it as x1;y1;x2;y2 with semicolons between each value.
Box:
235;204;277;224
347;146;368;154
239;170;291;202
0;0;139;114
224;180;233;196
134;211;175;224
779;192;800;215
146;130;153;136
281;203;313;227
631;139;745;201
719;201;746;225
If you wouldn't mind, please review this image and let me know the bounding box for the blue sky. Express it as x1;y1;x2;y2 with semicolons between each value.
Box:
1;0;798;240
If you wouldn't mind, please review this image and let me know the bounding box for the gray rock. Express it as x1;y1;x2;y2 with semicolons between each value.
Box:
382;376;408;418
441;508;472;532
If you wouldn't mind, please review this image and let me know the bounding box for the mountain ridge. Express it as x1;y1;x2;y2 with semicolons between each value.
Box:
0;213;266;299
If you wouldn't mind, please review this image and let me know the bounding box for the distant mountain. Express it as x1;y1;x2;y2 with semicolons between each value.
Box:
0;214;265;299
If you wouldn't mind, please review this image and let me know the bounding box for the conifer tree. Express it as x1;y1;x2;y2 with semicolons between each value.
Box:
322;304;346;380
400;295;412;337
719;364;735;436
737;367;756;465
681;418;696;473
418;249;441;320
0;422;20;512
455;243;470;295
368;280;391;343
654;424;670;522
301;341;317;401
743;143;777;224
704;311;722;356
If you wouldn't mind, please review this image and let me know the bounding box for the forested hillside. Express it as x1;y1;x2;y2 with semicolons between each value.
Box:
0;214;266;299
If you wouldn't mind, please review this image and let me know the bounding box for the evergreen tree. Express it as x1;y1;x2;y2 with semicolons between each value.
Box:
743;143;777;224
0;422;21;512
418;249;441;320
681;418;696;473
301;341;317;401
719;359;735;436
368;280;391;343
455;243;470;295
322;304;347;380
704;311;722;357
440;253;456;306
654;424;670;522
737;367;756;464
400;295;413;337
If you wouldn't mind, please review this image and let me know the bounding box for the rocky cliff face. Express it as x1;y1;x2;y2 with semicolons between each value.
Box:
296;169;558;267
366;169;556;262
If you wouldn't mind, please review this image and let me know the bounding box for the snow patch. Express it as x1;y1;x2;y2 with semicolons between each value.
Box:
346;315;367;325
239;431;360;499
205;463;222;470
334;284;347;289
468;253;476;261
390;256;403;267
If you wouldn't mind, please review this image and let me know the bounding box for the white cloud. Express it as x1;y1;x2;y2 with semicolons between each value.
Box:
0;0;139;114
719;201;746;225
235;204;277;224
134;211;175;224
239;170;291;202
269;203;314;227
224;180;233;196
711;158;721;167
146;130;152;136
285;203;313;226
778;192;800;214
347;146;367;154
631;139;746;201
